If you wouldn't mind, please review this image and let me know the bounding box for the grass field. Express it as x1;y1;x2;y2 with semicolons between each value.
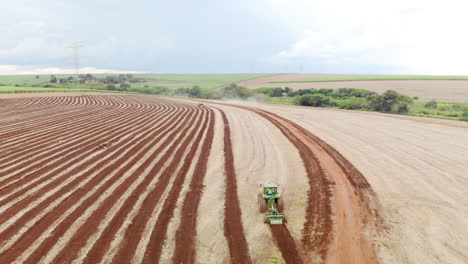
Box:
0;86;94;93
135;74;272;89
272;75;468;83
0;74;272;89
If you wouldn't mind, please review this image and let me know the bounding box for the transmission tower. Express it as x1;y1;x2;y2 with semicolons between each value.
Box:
68;41;84;88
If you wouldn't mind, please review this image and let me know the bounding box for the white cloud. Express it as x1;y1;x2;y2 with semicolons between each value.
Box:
0;65;144;75
263;0;468;74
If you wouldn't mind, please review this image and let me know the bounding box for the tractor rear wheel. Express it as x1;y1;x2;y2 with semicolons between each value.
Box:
278;198;284;212
258;193;266;213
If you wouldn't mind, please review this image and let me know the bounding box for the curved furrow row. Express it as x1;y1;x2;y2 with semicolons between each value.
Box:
0;105;134;154
0;106;144;162
115;108;211;264
79;108;209;264
0;103;168;179
0;105;185;239
0;104;169;188
0;104;70;121
20;106;200;264
241;106;377;262
0;105;98;135
0;102;196;263
171;108;215;263
0;104;173;206
0;103;165;165
218;109;253;264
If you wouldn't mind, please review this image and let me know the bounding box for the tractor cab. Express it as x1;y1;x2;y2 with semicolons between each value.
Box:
262;183;279;198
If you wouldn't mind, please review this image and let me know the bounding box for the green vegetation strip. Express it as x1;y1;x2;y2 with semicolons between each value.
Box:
0;74;273;89
2;73;467;122
272;75;468;83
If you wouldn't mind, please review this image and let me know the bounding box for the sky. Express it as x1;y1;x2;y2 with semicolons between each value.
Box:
1;0;468;74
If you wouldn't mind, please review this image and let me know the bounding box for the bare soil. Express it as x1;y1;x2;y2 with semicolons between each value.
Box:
3;93;465;264
226;101;468;264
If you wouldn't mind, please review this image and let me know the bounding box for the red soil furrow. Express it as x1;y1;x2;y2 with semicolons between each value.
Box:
0;104;67;121
0;98;77;114
0;104;174;211
0;97;161;146
0;103;161;164
0;104;170;190
0;106;97;138
219;109;253;264
270;225;303;264
0;105;193;263
0;101;130;137
0;102;92;128
82;109;209;264
171;108;215;263
0;106;138;161
34;106;200;264
0;105;171;202
242;107;332;256
238;106;377;262
0;97;128;132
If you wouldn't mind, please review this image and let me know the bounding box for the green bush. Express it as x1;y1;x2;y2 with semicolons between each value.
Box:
368;90;413;113
220;84;253;99
105;84;117;90
424;100;438;108
339;97;368;110
296;94;336;107
461;108;468;121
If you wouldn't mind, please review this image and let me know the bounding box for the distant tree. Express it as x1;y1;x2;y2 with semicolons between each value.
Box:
318;88;333;96
35;75;40;79
104;75;119;84
106;84;117;90
424;100;438;109
188;85;202;97
50;75;57;83
270;87;284;97
220;84;253;99
120;83;131;89
368;90;412;113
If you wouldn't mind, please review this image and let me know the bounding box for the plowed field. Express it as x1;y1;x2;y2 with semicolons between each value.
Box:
0;94;382;263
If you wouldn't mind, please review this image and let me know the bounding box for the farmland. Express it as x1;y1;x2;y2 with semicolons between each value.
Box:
1;93;467;263
0;94;380;263
273;74;468;82
0;74;272;91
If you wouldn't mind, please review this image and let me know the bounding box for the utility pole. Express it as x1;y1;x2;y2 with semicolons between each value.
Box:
68;41;84;89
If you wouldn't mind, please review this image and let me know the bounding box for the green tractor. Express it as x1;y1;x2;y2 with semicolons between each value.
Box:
258;183;285;225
